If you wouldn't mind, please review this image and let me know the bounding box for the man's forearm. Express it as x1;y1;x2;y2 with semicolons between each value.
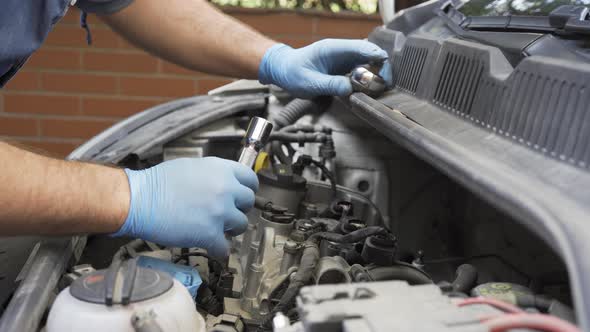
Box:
0;142;129;235
101;0;276;79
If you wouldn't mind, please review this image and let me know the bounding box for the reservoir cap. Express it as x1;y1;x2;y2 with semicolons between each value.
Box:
70;258;173;305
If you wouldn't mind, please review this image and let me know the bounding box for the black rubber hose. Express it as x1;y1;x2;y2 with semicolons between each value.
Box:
291;244;320;285
272;98;329;129
255;195;273;210
254;195;289;213
271;141;292;165
269;132;327;166
269;98;330;165
196;285;223;316
270;132;327;143
111;239;146;264
259;243;320;330
280;124;330;133
173;251;226;274
366;263;433;285
451;264;478;293
310;159;337;199
309;226;386;244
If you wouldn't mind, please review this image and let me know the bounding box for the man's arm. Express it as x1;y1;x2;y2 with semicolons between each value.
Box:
101;0;275;79
0;142;257;256
96;0;392;97
0;142;128;235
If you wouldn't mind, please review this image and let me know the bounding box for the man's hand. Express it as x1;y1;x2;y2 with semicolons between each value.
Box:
258;39;393;98
101;1;391;98
114;157;258;257
0;143;255;257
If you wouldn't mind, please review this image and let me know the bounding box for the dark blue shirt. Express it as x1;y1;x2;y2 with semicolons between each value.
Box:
0;0;70;86
0;0;133;87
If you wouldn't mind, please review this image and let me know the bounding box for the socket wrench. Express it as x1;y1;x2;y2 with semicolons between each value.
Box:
350;61;387;97
238;117;273;168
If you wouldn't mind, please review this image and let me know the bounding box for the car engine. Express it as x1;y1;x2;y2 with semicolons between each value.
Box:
33;93;578;332
1;0;589;330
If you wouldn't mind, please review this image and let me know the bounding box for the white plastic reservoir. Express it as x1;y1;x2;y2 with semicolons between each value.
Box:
46;261;205;332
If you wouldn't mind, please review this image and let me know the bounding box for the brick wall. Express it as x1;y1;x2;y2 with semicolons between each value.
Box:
0;7;381;158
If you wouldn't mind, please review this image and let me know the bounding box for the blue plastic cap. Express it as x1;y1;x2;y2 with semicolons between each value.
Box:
136;256;203;298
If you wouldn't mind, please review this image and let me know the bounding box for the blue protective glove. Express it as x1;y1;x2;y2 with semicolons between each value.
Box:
113;157;258;257
258;39;392;99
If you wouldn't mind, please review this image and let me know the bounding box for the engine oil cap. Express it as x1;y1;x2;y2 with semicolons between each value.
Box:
70;258;173;306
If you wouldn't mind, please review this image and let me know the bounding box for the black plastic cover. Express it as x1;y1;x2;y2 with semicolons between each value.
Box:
258;167;307;191
459;0;590;17
70;259;173;305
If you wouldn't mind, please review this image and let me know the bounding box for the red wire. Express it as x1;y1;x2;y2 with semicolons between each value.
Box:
456;298;581;332
485;313;581;332
457;297;524;314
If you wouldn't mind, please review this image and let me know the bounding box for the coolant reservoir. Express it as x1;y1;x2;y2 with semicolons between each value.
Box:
46;259;205;332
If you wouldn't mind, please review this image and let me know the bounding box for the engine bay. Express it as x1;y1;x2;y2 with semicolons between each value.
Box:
37;93;577;332
2;0;589;329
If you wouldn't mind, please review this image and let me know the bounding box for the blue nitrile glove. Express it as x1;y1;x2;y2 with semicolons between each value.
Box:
258;39;392;99
114;157;258;258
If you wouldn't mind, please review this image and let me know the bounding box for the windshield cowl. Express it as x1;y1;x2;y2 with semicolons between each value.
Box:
458;0;589;17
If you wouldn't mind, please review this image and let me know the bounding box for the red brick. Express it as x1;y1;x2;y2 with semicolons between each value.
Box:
45;25;123;49
83;52;158;73
40;118;115;139
160;61;207;77
0;117;37;136
234;13;313;35
85;13;108;26
18;141;80;158
90;28;125;49
57;5;106;26
120;77;195;98
59;10;77;24
26;49;81;70
0;11;389;148
196;78;234;95
118;38;140;50
45;26;88;47
4;94;80;115
83;97;164;117
315;18;379;38
4;72;40;91
41;73;117;94
272;36;313;49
